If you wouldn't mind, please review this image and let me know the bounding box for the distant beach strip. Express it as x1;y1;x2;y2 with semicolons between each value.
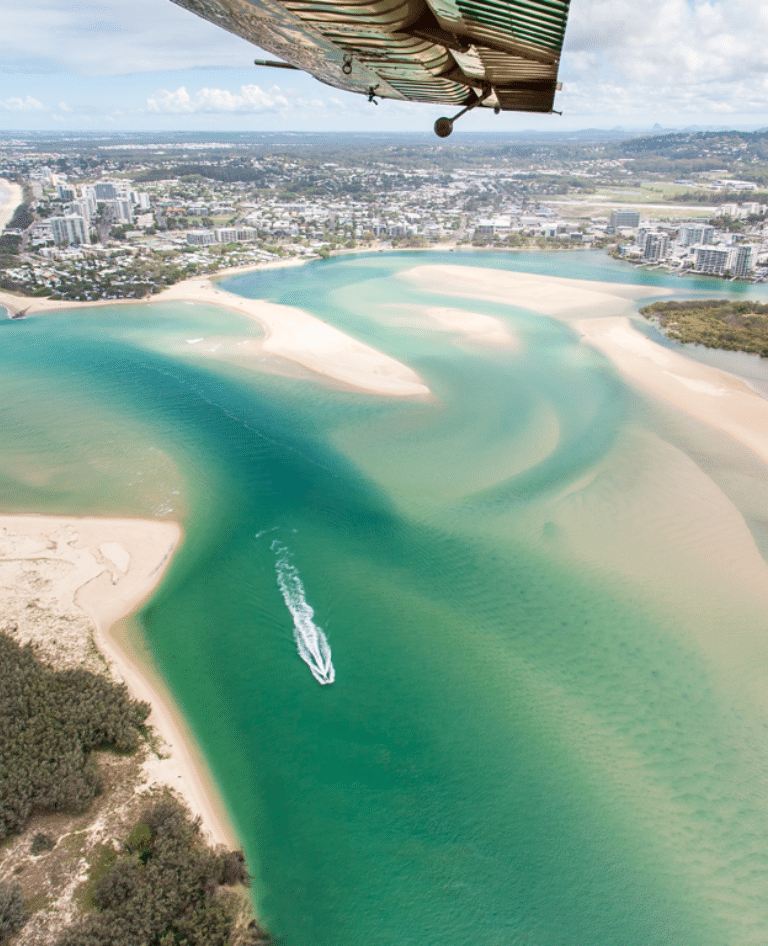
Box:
0;177;23;231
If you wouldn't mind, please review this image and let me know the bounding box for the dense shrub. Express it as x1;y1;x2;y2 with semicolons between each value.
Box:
30;831;56;854
0;633;150;840
58;797;266;946
7;203;33;231
0;882;29;943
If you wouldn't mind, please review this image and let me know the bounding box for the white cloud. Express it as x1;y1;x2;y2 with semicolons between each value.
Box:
560;0;768;118
0;95;44;111
147;84;289;113
0;0;257;75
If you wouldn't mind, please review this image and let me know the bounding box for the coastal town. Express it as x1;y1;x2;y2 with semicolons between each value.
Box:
2;129;768;303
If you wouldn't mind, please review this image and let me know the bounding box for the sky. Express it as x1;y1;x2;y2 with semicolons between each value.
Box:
0;0;767;134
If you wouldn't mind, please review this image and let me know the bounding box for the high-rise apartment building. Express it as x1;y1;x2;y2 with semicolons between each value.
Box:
49;215;88;246
94;182;117;201
729;244;754;278
610;209;641;228
643;232;669;262
678;224;715;246
694;245;730;275
104;198;134;224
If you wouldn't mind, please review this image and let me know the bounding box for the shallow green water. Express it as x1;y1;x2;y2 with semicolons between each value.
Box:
3;252;768;945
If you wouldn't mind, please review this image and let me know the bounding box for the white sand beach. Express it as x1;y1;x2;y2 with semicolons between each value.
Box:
0;515;237;849
0;178;23;231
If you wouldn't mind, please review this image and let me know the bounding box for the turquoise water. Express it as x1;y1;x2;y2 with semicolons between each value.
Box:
3;252;768;944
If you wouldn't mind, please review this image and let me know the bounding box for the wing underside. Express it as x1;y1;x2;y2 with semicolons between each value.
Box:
170;0;570;113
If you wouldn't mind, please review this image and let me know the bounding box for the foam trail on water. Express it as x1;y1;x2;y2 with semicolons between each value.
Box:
272;540;334;685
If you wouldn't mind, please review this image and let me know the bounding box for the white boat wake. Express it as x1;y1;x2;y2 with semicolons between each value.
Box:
272;540;335;685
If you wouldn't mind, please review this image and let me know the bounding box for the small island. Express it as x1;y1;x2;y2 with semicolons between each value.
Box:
640;299;768;357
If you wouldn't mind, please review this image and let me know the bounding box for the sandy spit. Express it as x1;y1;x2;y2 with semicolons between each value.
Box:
0;514;238;849
0;270;429;398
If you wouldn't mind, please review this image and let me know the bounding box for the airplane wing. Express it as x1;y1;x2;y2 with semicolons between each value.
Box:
169;0;571;134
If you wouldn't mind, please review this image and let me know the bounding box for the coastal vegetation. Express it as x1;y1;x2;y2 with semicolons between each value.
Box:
0;630;266;944
0;631;151;841
0;882;29;943
56;796;268;946
640;299;768;356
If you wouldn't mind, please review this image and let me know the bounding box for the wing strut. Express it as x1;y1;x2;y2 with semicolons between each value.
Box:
253;58;300;70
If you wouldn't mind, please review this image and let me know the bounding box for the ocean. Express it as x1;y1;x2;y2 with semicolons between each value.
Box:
3;250;768;945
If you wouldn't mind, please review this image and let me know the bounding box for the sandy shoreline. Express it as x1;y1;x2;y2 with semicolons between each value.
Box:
0;514;238;849
160;279;430;396
577;316;768;469
0;178;23;231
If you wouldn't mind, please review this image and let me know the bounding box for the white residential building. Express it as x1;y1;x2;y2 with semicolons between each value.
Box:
186;230;216;245
30;221;53;244
610;209;640;228
104;198;134;225
49;215;88;246
694;245;731;275
729;244;755;278
70;197;91;225
94;182;118;201
678;224;715;246
643;232;669;262
214;227;256;243
82;186;98;216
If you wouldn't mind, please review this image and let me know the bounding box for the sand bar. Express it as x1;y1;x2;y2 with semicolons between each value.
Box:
382;302;518;347
405;262;768;473
0;178;23;231
401;263;662;320
1;273;430;398
0;514;237;849
167;280;429;396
